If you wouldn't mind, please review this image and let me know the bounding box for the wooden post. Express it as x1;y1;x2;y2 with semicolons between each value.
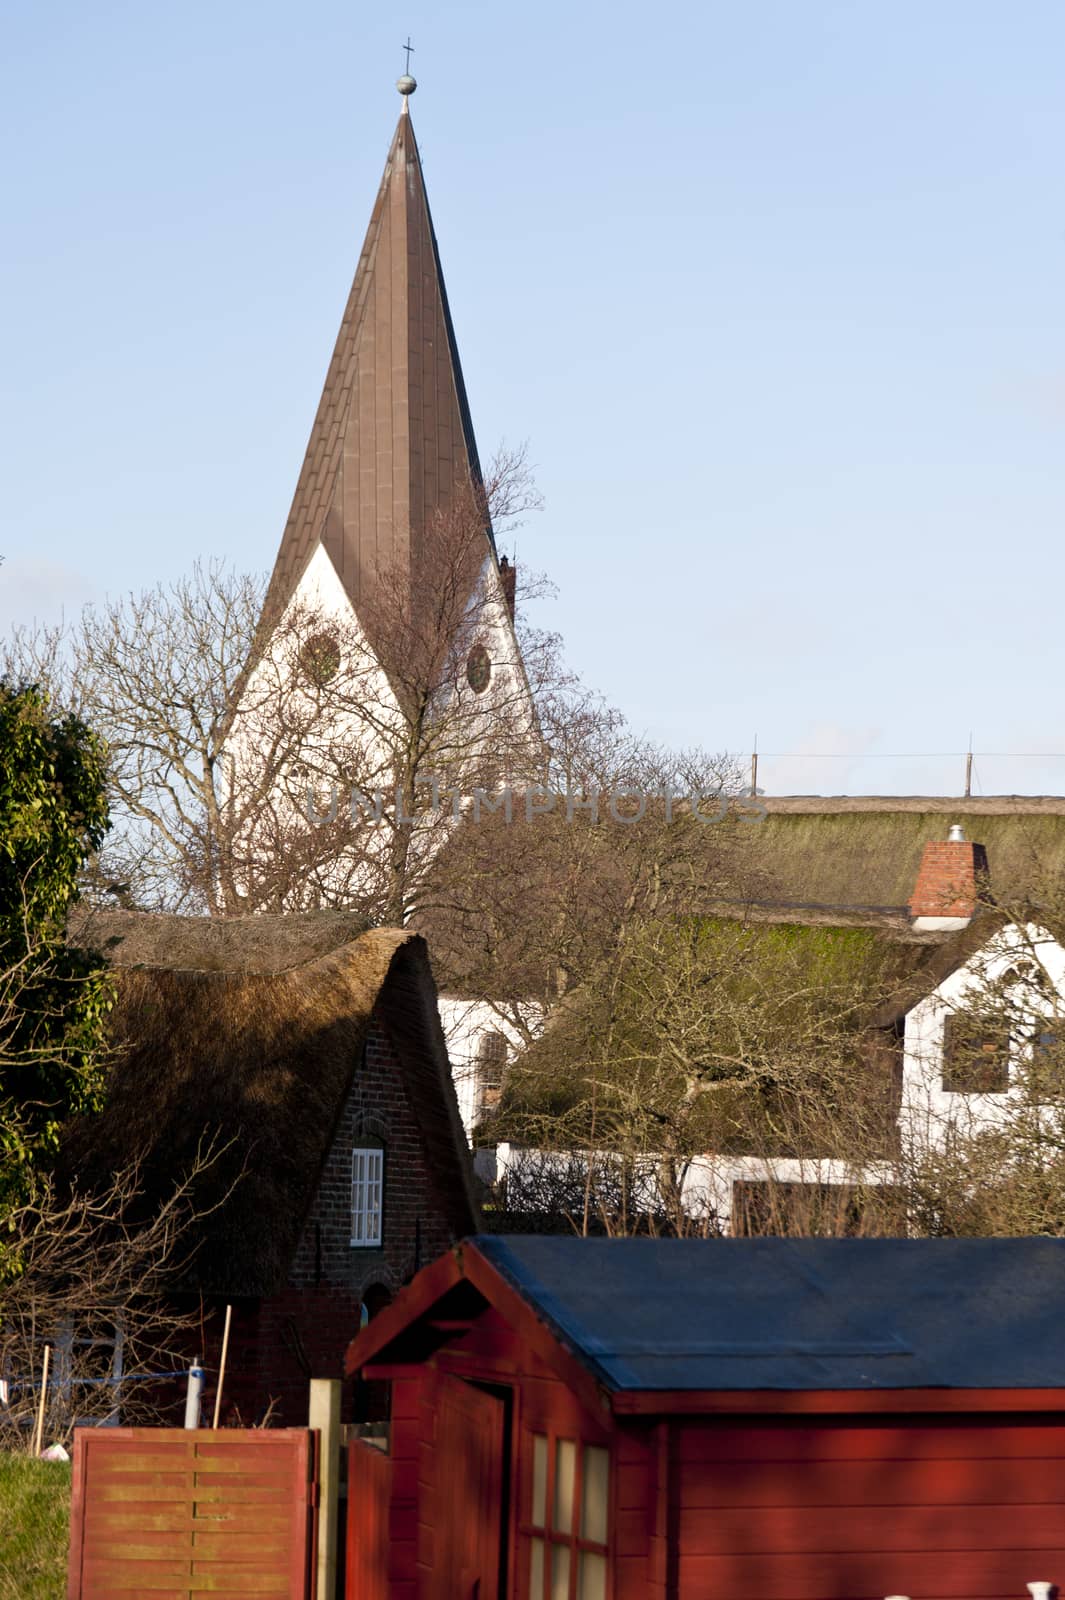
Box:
32;1344;50;1456
309;1378;342;1600
212;1304;232;1429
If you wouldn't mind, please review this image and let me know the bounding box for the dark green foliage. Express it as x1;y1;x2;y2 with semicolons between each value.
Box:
0;681;112;1233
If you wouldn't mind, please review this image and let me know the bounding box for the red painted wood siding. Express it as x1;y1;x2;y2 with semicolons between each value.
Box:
615;1423;660;1600
67;1427;316;1600
346;1437;392;1600
430;1376;506;1598
672;1414;1065;1600
387;1376;423;1600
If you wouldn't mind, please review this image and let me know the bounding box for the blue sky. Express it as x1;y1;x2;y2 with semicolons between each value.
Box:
3;1;1064;795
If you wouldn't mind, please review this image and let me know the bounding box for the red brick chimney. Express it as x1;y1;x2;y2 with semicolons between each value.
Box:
909;825;988;925
498;556;516;620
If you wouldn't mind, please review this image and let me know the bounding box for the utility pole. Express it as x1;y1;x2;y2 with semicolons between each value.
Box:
964;733;973;799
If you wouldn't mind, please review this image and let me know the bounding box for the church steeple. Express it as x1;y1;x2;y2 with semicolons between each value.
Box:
263;87;493;624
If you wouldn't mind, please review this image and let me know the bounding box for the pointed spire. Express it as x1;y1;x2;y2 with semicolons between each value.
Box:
264;102;492;626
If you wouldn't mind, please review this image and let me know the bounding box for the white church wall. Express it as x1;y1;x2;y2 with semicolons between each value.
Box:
222;543;428;905
224;540;541;913
453;553;539;763
224;544;399;803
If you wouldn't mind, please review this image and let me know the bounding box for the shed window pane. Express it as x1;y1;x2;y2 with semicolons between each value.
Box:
350;1147;384;1246
531;1433;548;1528
550;1543;571;1600
529;1537;544;1598
579;1550;607;1600
554;1439;576;1534
580;1445;609;1543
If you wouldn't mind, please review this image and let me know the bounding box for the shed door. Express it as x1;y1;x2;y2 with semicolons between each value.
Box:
434;1376;507;1600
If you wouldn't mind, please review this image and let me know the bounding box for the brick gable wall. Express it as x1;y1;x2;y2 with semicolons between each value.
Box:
288;1010;456;1295
208;1007;463;1426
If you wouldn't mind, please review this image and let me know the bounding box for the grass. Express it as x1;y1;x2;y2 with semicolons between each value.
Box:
0;1453;70;1600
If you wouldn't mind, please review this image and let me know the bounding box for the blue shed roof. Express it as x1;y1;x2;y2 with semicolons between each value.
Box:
474;1236;1065;1392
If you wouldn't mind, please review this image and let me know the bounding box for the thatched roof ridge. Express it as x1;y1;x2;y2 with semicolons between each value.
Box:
762;796;1065;815
740;805;1065;913
69;906;373;974
62;912;478;1296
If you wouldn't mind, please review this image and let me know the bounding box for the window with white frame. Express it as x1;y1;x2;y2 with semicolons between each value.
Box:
351;1146;384;1247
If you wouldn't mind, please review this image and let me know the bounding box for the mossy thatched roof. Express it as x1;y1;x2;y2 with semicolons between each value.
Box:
62;911;478;1297
740;798;1065;914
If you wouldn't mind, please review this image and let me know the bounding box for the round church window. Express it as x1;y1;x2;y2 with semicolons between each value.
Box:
466;645;491;694
299;631;341;686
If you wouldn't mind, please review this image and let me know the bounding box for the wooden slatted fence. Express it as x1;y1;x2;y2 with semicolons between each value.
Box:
67;1427;318;1598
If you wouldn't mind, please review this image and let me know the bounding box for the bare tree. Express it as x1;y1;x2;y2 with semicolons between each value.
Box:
488;916;909;1236
1;448;549;920
0;1148;228;1448
421;745;754;1042
2;564;263;914
226;454;548;923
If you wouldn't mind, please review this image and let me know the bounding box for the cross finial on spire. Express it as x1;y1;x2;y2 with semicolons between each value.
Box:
396;37;417;107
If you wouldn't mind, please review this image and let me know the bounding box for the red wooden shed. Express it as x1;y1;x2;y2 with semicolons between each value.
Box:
344;1235;1065;1600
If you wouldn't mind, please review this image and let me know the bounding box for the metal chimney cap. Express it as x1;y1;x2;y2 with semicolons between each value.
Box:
948;824;966;843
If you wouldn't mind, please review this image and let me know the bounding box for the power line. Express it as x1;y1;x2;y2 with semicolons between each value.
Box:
757;752;1065;760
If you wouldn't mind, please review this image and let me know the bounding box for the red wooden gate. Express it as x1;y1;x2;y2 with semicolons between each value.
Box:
67;1426;318;1598
432;1377;506;1600
346;1437;392;1600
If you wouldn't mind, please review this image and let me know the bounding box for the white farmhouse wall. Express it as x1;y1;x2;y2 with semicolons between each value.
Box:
437;996;541;1147
483;923;1065;1232
491;1144;888;1235
900;922;1065;1154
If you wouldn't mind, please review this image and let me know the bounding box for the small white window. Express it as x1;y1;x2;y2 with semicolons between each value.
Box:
351;1147;384;1247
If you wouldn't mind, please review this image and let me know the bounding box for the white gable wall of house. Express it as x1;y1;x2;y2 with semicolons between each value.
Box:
437;996;542;1149
477;921;1065;1233
900;922;1065;1155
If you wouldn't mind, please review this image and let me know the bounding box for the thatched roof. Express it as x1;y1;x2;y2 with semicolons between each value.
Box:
71;906;373;974
62;911;478;1297
744;798;1065;914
